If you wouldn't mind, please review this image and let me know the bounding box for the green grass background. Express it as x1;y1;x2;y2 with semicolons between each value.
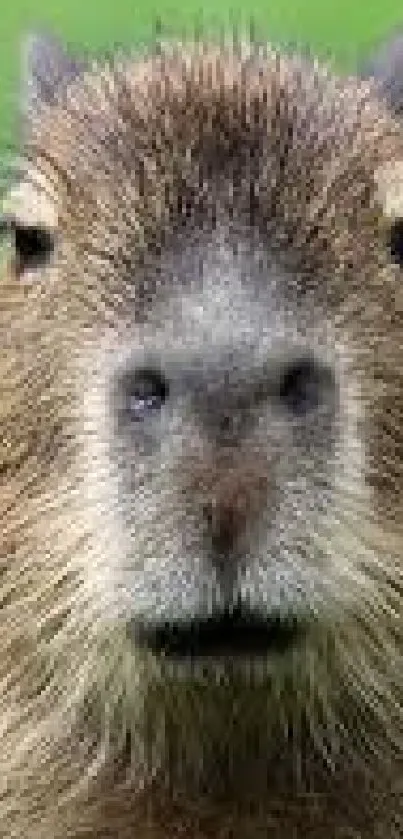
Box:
0;0;402;159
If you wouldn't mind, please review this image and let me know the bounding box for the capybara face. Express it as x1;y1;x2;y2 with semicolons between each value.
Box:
1;34;402;838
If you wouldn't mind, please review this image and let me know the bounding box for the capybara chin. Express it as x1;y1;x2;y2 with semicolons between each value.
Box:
1;30;403;839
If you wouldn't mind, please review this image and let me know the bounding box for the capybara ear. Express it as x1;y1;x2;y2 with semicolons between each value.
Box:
361;29;403;118
21;30;87;117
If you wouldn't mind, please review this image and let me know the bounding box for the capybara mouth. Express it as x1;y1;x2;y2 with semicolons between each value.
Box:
133;606;304;659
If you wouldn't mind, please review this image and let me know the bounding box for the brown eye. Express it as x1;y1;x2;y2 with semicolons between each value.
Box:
0;214;55;274
389;218;403;267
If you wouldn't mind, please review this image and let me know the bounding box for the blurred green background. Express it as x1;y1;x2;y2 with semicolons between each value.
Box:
0;0;402;159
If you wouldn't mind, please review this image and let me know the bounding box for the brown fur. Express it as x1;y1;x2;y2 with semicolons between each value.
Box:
1;39;403;838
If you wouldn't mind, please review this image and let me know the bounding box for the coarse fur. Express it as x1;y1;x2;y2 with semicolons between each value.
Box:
1;32;403;838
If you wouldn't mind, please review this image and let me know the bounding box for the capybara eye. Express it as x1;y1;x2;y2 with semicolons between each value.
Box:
0;214;55;274
126;369;168;423
389;218;403;267
278;358;327;416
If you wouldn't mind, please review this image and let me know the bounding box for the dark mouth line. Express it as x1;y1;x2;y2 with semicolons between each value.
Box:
134;608;304;658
